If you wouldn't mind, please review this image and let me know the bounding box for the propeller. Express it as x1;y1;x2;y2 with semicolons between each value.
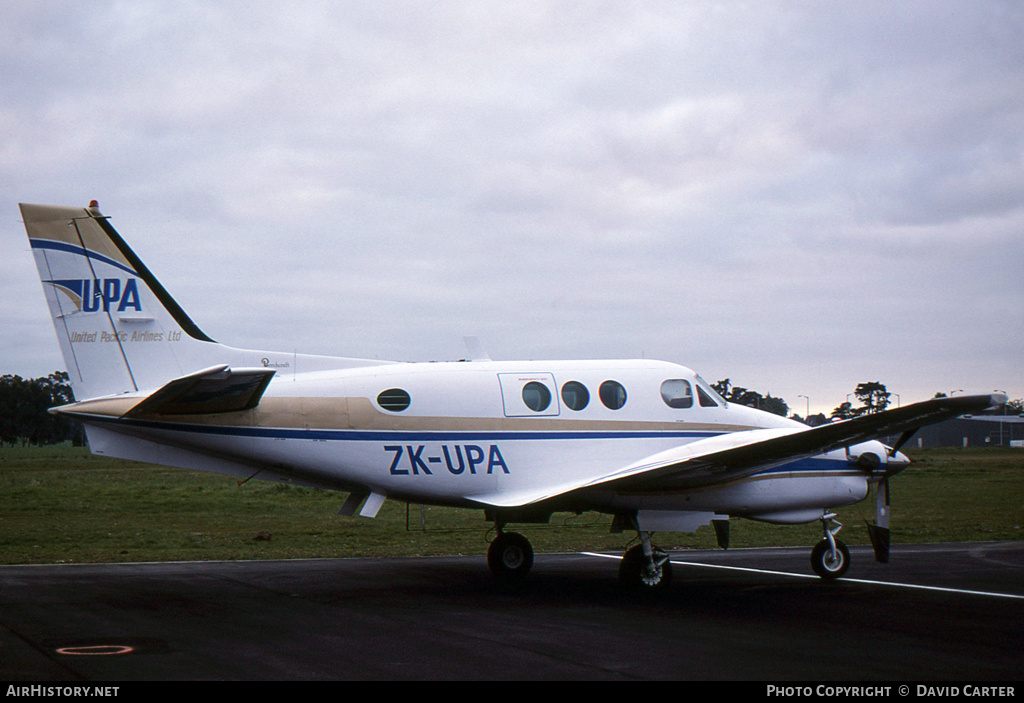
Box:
840;394;1008;565
850;432;916;563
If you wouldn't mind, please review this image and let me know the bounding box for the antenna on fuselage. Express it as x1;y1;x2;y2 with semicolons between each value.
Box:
463;336;491;362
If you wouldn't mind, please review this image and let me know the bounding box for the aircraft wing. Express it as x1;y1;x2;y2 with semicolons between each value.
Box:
605;392;1008;494
469;393;1006;508
122;365;276;417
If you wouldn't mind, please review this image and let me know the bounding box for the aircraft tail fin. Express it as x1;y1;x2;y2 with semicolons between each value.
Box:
21;202;231;400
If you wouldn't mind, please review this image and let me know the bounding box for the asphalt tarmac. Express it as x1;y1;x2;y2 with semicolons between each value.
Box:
1;542;1021;681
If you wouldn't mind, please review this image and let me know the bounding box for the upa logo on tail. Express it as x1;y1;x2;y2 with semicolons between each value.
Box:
44;278;143;314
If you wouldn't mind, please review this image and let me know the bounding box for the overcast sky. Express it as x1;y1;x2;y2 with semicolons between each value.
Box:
2;1;1021;414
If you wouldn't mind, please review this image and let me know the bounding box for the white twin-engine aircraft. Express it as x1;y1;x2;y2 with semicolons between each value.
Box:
21;202;1005;590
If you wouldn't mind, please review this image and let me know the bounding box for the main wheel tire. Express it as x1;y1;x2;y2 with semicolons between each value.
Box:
488;532;534;580
618;544;673;591
810;538;850;579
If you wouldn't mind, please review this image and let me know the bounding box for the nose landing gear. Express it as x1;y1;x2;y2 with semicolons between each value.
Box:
810;512;850;579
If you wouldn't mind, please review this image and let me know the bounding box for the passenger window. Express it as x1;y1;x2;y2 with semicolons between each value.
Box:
561;381;590;411
660;379;693;409
599;380;627;410
522;381;552;412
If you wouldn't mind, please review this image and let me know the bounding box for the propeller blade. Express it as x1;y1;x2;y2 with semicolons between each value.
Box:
712;518;730;550
866;523;891;563
889;428;918;457
876;476;890;530
865;477;891;563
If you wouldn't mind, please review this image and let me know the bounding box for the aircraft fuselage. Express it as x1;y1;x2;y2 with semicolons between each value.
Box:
63;358;875;522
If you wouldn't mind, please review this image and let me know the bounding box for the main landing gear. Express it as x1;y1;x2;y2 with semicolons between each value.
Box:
810;512;850;579
487;529;534;580
486;517;672;591
612;514;673;591
618;533;672;591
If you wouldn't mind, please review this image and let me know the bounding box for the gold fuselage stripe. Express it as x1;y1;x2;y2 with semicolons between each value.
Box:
59;396;758;434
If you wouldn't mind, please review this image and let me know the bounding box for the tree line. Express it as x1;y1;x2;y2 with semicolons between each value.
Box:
715;378;1021;426
711;379;790;417
0;372;83;446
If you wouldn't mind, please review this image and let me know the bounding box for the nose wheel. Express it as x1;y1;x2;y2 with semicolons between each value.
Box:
810;512;850;579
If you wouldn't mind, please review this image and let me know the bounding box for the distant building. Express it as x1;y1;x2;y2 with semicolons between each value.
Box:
902;415;1024;448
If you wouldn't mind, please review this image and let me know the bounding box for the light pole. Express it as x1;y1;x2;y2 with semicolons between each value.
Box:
996;390;1007;446
798;394;809;422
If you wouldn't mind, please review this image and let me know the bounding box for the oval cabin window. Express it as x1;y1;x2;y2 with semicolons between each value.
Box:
561;381;590;411
522;381;552;412
377;388;411;412
599;380;627;410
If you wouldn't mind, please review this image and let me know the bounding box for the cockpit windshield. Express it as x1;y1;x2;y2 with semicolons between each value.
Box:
695;374;727;407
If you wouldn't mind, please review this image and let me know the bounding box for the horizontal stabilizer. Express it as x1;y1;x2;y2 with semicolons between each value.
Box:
122;365;275;417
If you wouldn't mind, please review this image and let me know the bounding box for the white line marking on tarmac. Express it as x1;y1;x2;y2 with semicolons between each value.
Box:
581;552;1024;601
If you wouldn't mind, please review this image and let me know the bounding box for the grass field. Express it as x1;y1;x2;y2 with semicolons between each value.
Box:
0;444;1020;565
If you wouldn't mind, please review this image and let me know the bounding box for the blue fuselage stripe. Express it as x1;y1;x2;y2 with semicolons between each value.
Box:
77;414;853;476
90;414;718;442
